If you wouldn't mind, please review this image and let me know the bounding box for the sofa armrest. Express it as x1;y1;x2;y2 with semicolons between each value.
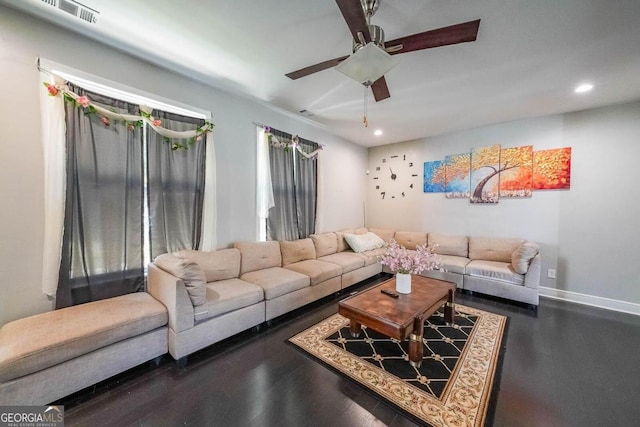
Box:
523;254;541;290
147;264;195;333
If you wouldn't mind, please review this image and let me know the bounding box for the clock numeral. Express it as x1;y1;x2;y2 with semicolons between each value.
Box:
392;196;396;199
402;192;405;197
390;155;398;159
409;162;414;167
409;183;414;189
382;158;386;163
403;155;406;161
375;185;379;190
412;174;418;177
381;192;386;200
375;166;380;171
373;177;379;180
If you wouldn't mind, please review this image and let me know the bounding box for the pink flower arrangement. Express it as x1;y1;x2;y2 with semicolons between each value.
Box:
100;117;110;126
153;119;162;127
380;239;440;275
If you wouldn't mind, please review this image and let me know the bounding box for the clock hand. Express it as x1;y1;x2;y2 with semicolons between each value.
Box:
389;168;397;181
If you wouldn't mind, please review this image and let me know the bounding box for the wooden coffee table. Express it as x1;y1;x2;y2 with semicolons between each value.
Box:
338;276;456;368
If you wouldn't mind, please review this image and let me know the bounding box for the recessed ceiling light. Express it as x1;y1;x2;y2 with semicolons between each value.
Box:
374;129;383;136
575;83;593;93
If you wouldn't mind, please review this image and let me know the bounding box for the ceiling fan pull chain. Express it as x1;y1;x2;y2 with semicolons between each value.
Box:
363;86;369;127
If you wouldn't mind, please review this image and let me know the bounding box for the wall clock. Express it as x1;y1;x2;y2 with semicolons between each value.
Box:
372;154;419;199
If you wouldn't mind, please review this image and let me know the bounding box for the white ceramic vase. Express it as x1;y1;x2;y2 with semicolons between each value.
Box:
395;273;412;294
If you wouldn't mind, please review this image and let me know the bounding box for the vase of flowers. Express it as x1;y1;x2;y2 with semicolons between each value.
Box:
380;239;441;294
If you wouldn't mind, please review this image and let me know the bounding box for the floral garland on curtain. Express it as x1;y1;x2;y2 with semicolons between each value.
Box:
263;126;323;159
44;81;214;151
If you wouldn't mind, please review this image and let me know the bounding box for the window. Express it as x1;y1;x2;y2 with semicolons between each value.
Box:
40;64;214;308
256;126;320;241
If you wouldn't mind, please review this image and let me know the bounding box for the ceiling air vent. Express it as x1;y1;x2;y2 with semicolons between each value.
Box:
41;0;100;24
298;109;315;117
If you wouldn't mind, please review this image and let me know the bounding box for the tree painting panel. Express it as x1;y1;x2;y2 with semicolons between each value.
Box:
499;146;533;198
444;153;470;198
423;160;446;193
470;145;501;204
533;147;571;190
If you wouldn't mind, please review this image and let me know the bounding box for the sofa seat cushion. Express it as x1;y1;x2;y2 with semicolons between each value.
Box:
466;260;524;285
195;279;264;322
437;255;470;275
284;260;342;285
240;267;310;300
357;248;386;266
318;252;365;273
0;293;167;382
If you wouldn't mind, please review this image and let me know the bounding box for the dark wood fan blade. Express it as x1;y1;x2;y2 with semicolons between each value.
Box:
336;0;371;43
371;77;390;102
285;55;349;80
386;19;481;55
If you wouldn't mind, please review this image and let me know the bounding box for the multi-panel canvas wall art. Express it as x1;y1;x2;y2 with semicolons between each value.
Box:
533;147;572;190
499;145;533;198
423;160;446;193
422;145;571;204
470;145;501;204
445;153;471;198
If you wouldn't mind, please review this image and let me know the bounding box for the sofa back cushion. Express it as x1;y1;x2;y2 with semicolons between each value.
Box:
335;229;354;252
310;232;338;257
154;253;207;306
344;232;386;253
280;238;316;266
428;234;468;257
394;231;428;250
174;249;241;282
511;242;540;274
353;227;369;235
469;237;525;262
368;228;396;243
233;241;282;275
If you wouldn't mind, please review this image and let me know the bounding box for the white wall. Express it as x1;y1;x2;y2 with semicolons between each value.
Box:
367;102;640;307
0;6;368;325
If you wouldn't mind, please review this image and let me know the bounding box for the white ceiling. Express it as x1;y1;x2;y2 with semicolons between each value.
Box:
7;0;640;147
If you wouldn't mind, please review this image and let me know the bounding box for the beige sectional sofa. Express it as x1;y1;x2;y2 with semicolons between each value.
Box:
147;227;540;363
0;227;539;405
375;230;541;306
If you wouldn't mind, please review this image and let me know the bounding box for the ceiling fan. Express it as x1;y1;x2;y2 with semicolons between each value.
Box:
285;0;481;102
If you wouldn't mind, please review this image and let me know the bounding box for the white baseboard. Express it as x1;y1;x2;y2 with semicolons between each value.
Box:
539;286;640;316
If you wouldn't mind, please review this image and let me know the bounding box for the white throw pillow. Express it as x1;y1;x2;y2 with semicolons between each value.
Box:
344;232;386;253
511;242;539;274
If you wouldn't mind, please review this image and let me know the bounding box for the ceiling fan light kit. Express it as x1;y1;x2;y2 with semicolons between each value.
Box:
335;42;399;87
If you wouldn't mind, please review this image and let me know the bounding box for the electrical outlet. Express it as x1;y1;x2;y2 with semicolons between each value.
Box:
547;269;556;279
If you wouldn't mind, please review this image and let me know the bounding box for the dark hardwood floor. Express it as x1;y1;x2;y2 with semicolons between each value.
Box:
57;275;640;426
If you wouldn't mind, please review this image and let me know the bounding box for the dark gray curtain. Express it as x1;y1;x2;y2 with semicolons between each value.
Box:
57;83;144;308
295;138;318;238
267;130;298;241
147;111;206;258
267;129;317;241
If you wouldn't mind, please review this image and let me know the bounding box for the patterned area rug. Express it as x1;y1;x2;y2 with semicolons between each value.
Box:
289;305;507;426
